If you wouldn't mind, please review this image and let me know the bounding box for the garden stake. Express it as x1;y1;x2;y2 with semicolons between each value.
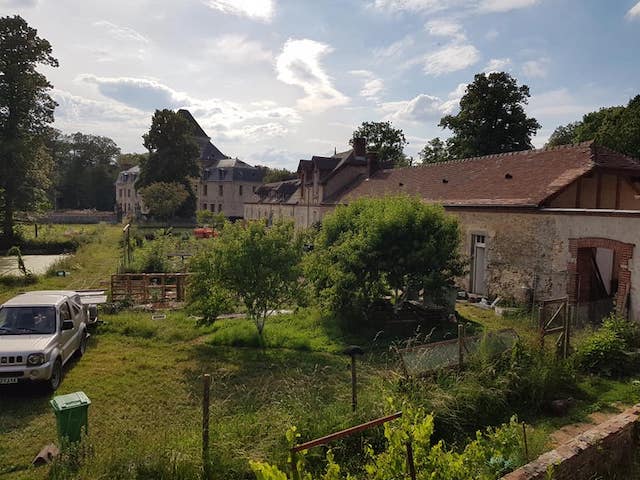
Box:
406;440;417;480
202;374;211;480
522;422;529;462
343;346;364;412
457;323;465;370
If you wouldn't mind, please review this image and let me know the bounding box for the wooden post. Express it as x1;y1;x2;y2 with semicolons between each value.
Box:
406;441;417;480
34;223;38;238
538;305;545;350
522;422;529;462
351;355;357;412
202;374;211;480
564;301;570;359
457;323;465;370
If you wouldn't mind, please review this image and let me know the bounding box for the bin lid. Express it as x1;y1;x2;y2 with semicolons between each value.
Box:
50;391;91;411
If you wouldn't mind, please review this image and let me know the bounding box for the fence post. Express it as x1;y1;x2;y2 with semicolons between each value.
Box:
563;301;570;359
202;374;211;480
406;440;417;480
538;304;545;350
522;422;529;462
457;323;465;370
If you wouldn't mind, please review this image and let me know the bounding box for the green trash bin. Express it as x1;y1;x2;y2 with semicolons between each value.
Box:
50;391;91;444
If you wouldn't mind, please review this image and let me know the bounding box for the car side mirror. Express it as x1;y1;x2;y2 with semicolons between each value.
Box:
62;320;74;331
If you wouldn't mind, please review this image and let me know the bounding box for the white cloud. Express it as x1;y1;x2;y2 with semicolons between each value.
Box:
206;34;272;64
439;82;467;114
0;0;38;7
528;88;592;117
373;35;415;59
425;19;466;41
74;74;300;145
627;1;640;19
349;70;384;100
202;0;274;21
276;38;349;112
380;94;443;122
478;0;539;12
483;57;511;73
372;0;538;14
92;21;148;45
422;43;480;75
485;28;499;40
522;58;549;78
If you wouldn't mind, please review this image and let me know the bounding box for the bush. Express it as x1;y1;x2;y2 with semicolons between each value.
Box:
574;313;640;377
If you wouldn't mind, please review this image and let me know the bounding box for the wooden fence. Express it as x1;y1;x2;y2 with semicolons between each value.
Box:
110;273;190;304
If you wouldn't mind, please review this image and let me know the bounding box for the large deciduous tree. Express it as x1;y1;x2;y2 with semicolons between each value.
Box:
419;137;451;165
351;121;408;167
137;109;200;218
439;72;541;159
306;196;465;324
188;220;303;345
546;96;640;158
139;182;188;221
0;15;58;244
52;132;121;211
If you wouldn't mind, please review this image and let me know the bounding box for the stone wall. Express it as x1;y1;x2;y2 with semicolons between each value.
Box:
502;404;640;480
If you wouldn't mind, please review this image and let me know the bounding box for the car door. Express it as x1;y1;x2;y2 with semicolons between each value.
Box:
59;301;75;363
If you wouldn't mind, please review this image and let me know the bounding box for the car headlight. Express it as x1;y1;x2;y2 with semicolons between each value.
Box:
27;353;45;366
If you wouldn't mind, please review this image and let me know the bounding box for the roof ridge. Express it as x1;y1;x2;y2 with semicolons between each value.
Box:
408;141;595;170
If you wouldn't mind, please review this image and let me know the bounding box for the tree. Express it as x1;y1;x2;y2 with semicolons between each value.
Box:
256;166;296;183
546;96;640;158
0;16;58;244
52;132;121;211
139;182;188;221
419;137;451;164
196;209;225;229
306;196;465;324
351;121;407;167
117;152;148;170
188;220;302;345
439;72;541;159
137;109;200;218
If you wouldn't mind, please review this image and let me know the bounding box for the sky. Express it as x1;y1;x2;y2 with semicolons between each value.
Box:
1;0;639;169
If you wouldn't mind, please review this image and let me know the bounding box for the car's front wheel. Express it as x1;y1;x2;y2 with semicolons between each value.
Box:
48;359;62;391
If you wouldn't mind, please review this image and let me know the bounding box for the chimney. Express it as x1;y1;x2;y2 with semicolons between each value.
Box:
353;137;366;157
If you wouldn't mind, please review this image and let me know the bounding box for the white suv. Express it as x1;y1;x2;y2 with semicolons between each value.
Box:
0;291;90;390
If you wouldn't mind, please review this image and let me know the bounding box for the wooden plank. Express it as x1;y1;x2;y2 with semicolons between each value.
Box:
291;412;402;453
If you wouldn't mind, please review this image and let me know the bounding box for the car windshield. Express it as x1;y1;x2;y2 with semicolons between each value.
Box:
0;306;56;335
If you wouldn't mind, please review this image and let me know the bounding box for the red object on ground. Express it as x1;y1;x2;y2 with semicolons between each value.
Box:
193;228;216;239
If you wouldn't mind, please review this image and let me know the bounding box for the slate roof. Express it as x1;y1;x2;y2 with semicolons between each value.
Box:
115;165;140;184
202;158;264;182
341;142;640;208
177;109;228;164
253;179;301;204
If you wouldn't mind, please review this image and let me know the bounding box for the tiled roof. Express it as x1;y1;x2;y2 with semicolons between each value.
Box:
341;142;640;208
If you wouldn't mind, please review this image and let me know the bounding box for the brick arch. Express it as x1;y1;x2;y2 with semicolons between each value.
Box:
567;237;634;314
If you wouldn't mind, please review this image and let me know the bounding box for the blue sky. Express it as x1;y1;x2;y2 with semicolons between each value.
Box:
2;0;639;169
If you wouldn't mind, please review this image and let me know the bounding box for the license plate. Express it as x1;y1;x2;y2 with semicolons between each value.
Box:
0;377;19;384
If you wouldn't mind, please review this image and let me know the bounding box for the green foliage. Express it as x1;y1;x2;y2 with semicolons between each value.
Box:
257;166;297;183
117;152;148;169
52;131;121;211
418;137;451;164
439;72;540;158
250;405;531;480
6;245;31;276
195;209;225;228
0;15;58;242
140;182;189;221
188;220;303;341
306;196;465;325
351;121;407;167
575;313;640;377
137;109;201;218
546;95;640;158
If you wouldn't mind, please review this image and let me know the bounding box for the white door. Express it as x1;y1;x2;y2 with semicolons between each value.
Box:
471;235;487;295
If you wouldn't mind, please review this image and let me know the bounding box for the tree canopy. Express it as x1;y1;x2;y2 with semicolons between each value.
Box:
0;15;58;243
139;182;188;221
418;137;452;165
52;131;121;211
188;220;303;344
439;72;541;159
351;121;408;167
305;196;465;324
546;96;640;158
137;109;200;218
255;166;296;183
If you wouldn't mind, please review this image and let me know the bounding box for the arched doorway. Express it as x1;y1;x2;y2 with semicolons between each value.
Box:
568;237;634;321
